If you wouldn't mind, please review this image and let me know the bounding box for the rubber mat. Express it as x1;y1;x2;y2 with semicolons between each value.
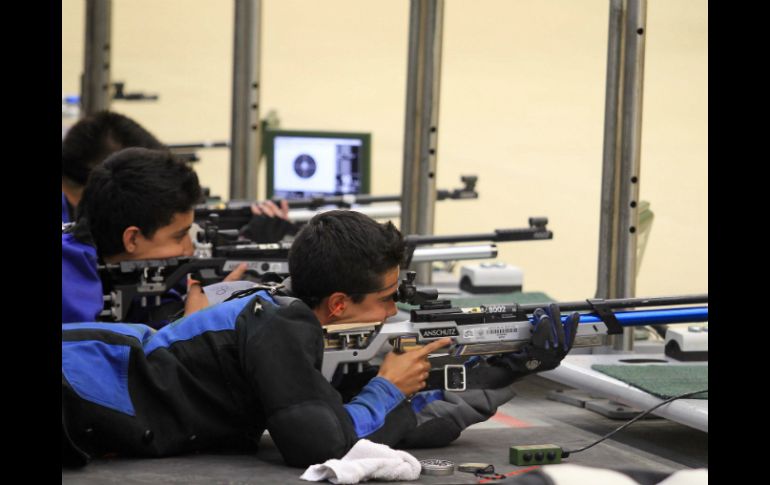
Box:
591;364;708;400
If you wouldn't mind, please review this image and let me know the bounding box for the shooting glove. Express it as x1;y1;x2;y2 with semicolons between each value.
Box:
491;303;580;376
397;386;515;449
240;214;299;243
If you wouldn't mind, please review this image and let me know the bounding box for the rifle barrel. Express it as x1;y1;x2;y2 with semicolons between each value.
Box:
566;307;708;326
405;228;551;246
518;294;708;313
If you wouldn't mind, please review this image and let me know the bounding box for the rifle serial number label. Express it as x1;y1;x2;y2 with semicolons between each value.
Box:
459;324;522;343
486;304;507;313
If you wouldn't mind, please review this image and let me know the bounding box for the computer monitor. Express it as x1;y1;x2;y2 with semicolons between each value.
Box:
264;129;371;199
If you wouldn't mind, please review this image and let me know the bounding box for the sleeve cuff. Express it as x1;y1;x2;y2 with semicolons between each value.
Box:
343;376;406;437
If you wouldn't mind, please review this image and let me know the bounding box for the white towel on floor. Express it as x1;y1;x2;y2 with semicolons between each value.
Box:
299;439;421;484
657;468;708;485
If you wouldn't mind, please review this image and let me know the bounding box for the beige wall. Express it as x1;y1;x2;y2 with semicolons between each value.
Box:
62;0;707;301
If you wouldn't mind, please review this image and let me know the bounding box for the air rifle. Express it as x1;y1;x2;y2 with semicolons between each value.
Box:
97;241;290;322
98;215;553;321
194;175;479;230
195;213;552;269
321;271;709;383
96;217;551;322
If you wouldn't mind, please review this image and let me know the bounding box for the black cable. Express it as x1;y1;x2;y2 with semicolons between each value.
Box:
561;388;708;458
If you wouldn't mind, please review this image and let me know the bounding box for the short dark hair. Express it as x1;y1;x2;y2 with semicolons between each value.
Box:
62;111;164;187
78;147;202;257
288;210;405;308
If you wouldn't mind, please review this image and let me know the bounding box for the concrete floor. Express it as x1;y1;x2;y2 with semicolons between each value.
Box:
62;375;707;484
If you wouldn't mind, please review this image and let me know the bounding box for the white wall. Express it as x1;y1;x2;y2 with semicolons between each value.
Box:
62;0;707;301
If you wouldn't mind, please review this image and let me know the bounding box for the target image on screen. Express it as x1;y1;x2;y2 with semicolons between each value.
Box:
265;130;371;199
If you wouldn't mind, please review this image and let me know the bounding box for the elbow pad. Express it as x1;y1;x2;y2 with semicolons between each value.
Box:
267;401;357;468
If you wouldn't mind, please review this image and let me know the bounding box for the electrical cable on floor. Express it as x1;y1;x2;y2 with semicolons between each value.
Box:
560;388;708;458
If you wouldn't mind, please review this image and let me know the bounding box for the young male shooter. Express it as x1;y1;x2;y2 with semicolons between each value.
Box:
61;147;247;325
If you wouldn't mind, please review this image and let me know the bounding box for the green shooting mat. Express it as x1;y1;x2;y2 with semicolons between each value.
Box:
591;364;708;400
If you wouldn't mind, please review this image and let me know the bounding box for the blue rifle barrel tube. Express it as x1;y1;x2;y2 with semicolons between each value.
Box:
547;306;708;326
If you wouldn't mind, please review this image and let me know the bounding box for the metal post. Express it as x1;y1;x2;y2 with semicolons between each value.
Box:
596;0;647;351
401;0;445;285
230;0;262;200
81;0;112;116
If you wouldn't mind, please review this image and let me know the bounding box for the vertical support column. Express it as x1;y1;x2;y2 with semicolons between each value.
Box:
81;0;112;116
230;0;262;200
596;0;647;351
401;0;445;285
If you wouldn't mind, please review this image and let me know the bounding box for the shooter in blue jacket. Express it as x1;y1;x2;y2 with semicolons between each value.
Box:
61;147;223;325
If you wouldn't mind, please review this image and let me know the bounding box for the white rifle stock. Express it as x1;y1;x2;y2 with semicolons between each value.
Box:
322;271;708;382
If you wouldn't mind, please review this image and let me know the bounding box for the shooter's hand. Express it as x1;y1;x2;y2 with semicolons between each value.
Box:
498;303;580;374
184;278;208;316
183;263;249;316
223;262;249;282
240;200;298;243
377;337;452;396
251;199;290;220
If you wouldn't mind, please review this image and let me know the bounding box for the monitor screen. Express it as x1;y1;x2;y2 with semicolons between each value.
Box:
265;130;371;199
